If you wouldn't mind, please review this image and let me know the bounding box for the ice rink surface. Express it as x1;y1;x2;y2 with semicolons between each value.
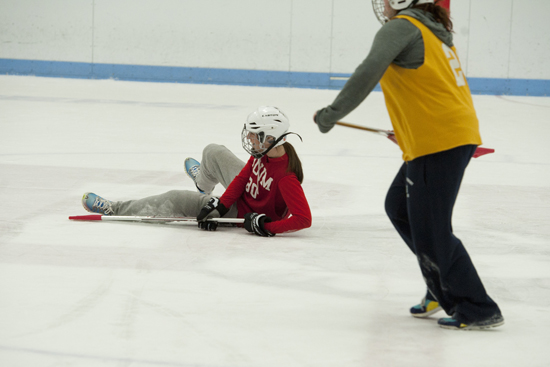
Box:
1;75;549;367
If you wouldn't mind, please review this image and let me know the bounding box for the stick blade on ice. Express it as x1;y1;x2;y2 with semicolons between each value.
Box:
69;215;103;221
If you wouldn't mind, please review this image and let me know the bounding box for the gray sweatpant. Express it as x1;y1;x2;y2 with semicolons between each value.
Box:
112;144;245;218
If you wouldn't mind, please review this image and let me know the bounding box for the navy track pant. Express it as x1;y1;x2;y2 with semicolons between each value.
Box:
385;145;501;323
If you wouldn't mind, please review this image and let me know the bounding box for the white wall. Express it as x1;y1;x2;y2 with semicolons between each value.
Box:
451;0;550;80
0;0;94;62
1;0;549;80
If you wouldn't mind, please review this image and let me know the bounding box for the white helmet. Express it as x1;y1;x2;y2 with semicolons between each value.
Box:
242;106;290;158
372;0;434;25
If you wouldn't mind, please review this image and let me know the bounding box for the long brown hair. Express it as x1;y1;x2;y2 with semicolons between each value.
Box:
412;0;453;32
283;142;304;184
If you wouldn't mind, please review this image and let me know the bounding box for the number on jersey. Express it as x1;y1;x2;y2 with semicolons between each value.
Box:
442;44;466;87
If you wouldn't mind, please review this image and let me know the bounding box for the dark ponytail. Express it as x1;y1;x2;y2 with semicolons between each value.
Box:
283;142;304;184
413;0;453;32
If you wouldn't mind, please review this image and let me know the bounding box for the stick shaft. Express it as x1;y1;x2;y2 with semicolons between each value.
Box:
69;215;244;224
335;121;393;136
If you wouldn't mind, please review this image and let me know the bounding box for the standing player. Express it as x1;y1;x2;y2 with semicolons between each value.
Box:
82;106;312;237
314;0;503;329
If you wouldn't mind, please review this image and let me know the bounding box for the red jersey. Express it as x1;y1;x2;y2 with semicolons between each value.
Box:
219;154;312;234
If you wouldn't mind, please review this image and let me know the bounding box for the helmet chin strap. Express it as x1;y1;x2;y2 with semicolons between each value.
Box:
257;132;303;158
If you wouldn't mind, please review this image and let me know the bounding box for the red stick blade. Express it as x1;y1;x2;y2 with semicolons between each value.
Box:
69;215;103;221
473;147;495;158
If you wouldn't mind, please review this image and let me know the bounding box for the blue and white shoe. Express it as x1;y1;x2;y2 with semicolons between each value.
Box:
185;157;205;194
82;192;114;215
410;297;443;318
438;314;504;330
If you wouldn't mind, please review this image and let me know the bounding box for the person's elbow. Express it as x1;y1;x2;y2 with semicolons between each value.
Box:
299;215;312;229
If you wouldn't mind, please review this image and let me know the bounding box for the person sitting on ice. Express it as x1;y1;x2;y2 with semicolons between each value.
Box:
81;106;312;237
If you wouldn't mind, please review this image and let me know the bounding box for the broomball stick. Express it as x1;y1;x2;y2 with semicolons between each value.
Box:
69;215;244;224
335;121;495;158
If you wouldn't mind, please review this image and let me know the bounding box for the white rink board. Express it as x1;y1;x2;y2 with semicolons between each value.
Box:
1;0;549;79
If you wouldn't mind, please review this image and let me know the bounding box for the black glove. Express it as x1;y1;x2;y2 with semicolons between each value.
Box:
197;197;229;231
198;221;218;231
244;213;275;237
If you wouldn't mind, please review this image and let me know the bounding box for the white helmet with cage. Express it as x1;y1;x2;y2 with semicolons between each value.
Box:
242;106;290;159
372;0;434;25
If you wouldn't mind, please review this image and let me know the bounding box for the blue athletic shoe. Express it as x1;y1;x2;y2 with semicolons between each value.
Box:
185;157;205;194
438;314;504;330
82;192;114;215
410;297;443;318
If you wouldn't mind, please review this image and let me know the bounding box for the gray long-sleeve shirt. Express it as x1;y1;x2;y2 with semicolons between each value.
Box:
315;8;454;133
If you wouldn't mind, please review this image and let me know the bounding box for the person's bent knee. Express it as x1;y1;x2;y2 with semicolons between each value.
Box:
202;143;226;159
385;192;398;219
385;189;406;222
